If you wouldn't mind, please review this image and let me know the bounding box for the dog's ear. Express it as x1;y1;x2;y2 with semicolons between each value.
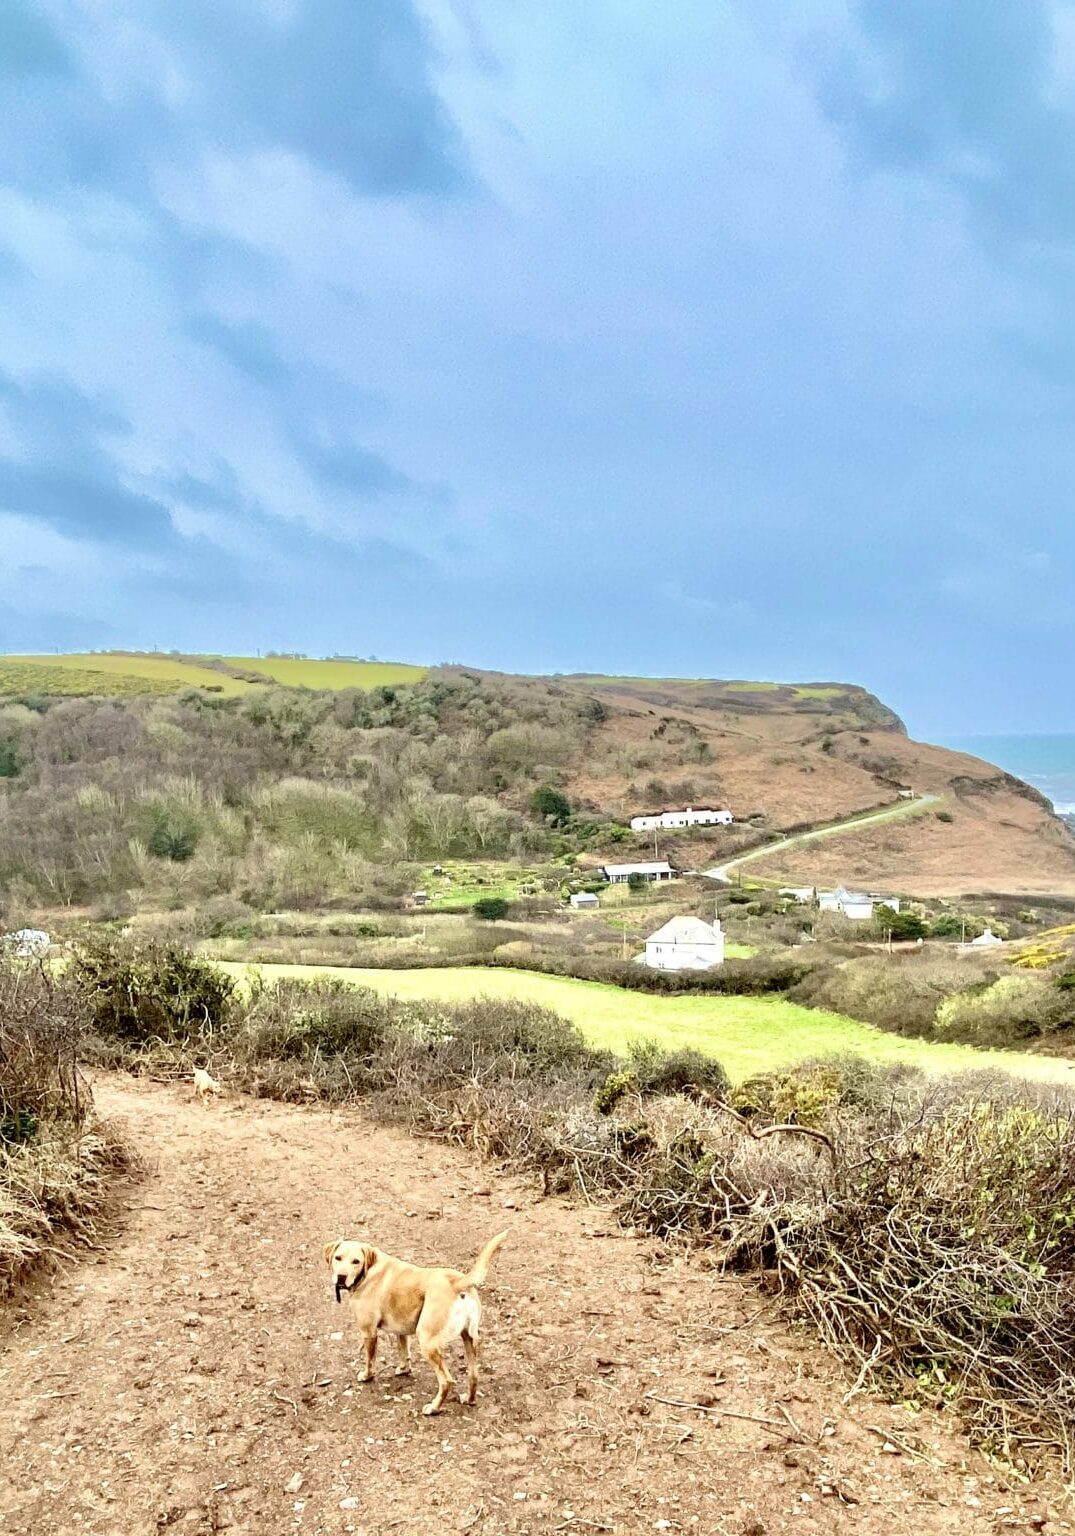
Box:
323;1240;340;1267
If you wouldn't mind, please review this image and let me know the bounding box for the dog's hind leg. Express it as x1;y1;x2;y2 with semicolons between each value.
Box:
394;1335;412;1376
461;1328;479;1406
418;1342;454;1416
357;1331;378;1383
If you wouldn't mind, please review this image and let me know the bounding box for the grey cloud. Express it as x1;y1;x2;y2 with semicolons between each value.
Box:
0;369;176;548
822;0;1075;243
186;314;290;387
0;0;73;78
1;0;468;201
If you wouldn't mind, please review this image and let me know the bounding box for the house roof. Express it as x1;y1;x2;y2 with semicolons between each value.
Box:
602;861;674;877
830;886;870;903
646;916;721;945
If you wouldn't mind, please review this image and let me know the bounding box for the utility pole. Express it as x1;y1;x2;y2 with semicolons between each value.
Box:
622;917;628;960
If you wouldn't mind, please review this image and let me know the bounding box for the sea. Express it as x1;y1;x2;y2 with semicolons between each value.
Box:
944;734;1075;816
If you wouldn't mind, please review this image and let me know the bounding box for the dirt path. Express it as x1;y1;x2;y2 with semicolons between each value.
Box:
0;1079;1060;1536
703;797;940;884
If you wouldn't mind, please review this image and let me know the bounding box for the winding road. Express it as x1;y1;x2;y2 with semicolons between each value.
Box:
703;794;941;884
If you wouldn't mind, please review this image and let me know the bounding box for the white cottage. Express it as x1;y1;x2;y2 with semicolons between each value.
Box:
970;927;1003;947
630;807;734;831
569;891;599;910
602;861;675;884
818;886;875;921
639;916;725;971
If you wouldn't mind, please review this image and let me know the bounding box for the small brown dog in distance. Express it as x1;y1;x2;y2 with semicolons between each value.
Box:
192;1067;222;1103
324;1231;508;1414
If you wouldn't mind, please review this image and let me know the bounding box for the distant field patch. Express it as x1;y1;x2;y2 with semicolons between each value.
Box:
222;657;428;689
793;685;846;700
216;961;1075;1085
724;680;781;692
0;656;205;697
0;652;427;697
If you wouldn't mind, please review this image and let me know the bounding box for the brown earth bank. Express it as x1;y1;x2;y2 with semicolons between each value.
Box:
0;1078;1068;1536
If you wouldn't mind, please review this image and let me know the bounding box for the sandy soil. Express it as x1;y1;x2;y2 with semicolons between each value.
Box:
0;1078;1066;1536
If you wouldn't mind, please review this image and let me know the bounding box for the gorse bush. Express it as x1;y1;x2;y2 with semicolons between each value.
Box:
0;958;85;1140
238;977;395;1063
71;938;234;1047
0;955;122;1294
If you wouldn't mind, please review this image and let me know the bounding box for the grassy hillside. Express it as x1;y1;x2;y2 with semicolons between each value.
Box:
0;651;426;697
222;657;427;688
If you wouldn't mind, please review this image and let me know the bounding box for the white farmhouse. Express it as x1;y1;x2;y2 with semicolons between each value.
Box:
639;916;725;971
602;860;674;884
569;891;599;910
630;807;733;832
818;886;875;921
970;927;1003;948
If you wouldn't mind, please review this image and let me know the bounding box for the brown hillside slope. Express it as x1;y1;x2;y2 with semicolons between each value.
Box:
528;674;1075;896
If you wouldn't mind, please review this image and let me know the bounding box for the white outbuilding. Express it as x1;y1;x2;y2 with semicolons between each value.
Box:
970;927;1004;947
639;915;726;971
569;891;600;910
602;861;675;884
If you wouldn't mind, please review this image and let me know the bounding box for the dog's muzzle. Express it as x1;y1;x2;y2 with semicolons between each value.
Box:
334;1274;349;1304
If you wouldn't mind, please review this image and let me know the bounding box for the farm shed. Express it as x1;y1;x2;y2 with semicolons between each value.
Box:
602;861;675;884
569;891;599;909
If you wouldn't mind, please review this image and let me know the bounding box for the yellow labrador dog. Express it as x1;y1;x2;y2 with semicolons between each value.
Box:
324;1230;508;1414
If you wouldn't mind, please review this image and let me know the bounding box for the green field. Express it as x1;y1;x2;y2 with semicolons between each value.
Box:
216;962;1075;1085
0;652;427;698
223;657;428;689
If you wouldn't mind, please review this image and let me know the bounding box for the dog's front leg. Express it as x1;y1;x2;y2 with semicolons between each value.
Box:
357;1330;378;1383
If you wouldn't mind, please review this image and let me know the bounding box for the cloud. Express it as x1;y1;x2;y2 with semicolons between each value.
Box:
0;0;73;79
0;0;469;202
292;433;416;499
186;313;290;387
820;0;1075;244
0;369;177;548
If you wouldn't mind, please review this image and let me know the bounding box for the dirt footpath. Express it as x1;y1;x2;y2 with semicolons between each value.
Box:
0;1079;1063;1536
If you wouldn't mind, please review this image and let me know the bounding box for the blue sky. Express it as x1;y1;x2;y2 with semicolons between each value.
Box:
0;1;1072;737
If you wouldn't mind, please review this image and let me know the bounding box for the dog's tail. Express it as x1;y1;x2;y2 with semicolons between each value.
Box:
462;1230;508;1288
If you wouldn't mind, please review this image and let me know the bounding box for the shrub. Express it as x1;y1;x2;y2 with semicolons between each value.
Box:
473;896;510;920
935;973;1073;1045
627;1039;731;1101
237;978;395;1063
875;905;927;940
594;1069;640;1114
0;955;123;1295
71;938;234;1048
626;871;649;891
530;784;571;826
147;811;199;862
